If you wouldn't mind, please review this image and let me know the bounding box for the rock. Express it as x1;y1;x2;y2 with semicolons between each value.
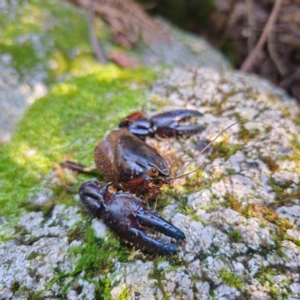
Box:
290;283;300;296
276;206;300;226
92;219;108;238
215;284;241;300
1;3;300;299
0;205;82;298
109;260;156;300
163;266;194;299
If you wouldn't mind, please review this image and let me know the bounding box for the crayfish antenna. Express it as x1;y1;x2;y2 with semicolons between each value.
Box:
170;120;280;181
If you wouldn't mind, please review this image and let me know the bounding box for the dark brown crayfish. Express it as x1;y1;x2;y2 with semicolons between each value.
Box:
63;109;204;254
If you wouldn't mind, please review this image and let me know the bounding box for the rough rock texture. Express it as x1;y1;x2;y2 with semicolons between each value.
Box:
0;206;83;299
0;63;47;143
1;67;300;299
1;2;300;299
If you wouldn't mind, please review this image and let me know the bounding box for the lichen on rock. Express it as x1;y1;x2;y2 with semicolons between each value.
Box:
1;1;300;299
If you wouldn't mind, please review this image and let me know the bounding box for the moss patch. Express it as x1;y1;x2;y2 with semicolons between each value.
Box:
228;230;243;243
0;0;111;82
0;65;156;219
95;275;113;300
47;224;132;295
260;156;280;172
255;266;291;299
210;141;241;161
70;226;131;278
218;268;244;290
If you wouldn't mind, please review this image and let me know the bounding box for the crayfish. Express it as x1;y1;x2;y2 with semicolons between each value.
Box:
62;110;204;255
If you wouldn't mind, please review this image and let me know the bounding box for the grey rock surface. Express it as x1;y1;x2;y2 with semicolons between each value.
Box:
0;64;47;142
1;66;300;299
0;206;83;299
104;68;300;299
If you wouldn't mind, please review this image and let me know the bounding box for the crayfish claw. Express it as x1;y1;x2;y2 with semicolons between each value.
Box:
151;109;205;139
79;181;109;217
128;228;180;255
118;109;204;140
119;111;150;140
135;207;186;240
79;182;185;254
151;109;203;124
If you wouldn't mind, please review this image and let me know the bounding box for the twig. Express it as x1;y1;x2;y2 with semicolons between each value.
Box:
88;0;107;64
241;0;282;72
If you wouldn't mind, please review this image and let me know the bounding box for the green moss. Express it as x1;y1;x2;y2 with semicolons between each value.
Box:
27;290;45;300
223;193;242;212
10;283;44;300
10;280;21;293
287;134;300;163
0;0;111;81
67;224;86;243
238;123;257;142
215;90;236;115
293;118;300;126
153;186;172;211
228;230;243;243
261;156;280;172
211;291;217;300
0;65;155;219
0;223;15;243
177;204;209;224
240;201;296;258
175;195;202;222
226;168;235;175
116;286;131;300
218;268;244;290
185;168;205;190
150;95;171;109
255;266;291;299
268;176;300;207
95;275;112;300
27;251;40;260
46;224;132;294
210;141;241;161
268;177;285;196
70;225;131;278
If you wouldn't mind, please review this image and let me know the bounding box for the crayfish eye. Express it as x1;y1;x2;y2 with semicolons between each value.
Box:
148;167;159;177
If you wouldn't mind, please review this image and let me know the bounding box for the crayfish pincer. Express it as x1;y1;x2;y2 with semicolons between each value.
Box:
80;181;186;255
62;109;204;254
119;109;205;140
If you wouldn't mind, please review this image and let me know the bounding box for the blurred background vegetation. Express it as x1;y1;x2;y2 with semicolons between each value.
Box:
136;0;300;102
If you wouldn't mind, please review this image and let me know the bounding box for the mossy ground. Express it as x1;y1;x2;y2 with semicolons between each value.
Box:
218;268;244;290
0;65;156;219
0;0;113;82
